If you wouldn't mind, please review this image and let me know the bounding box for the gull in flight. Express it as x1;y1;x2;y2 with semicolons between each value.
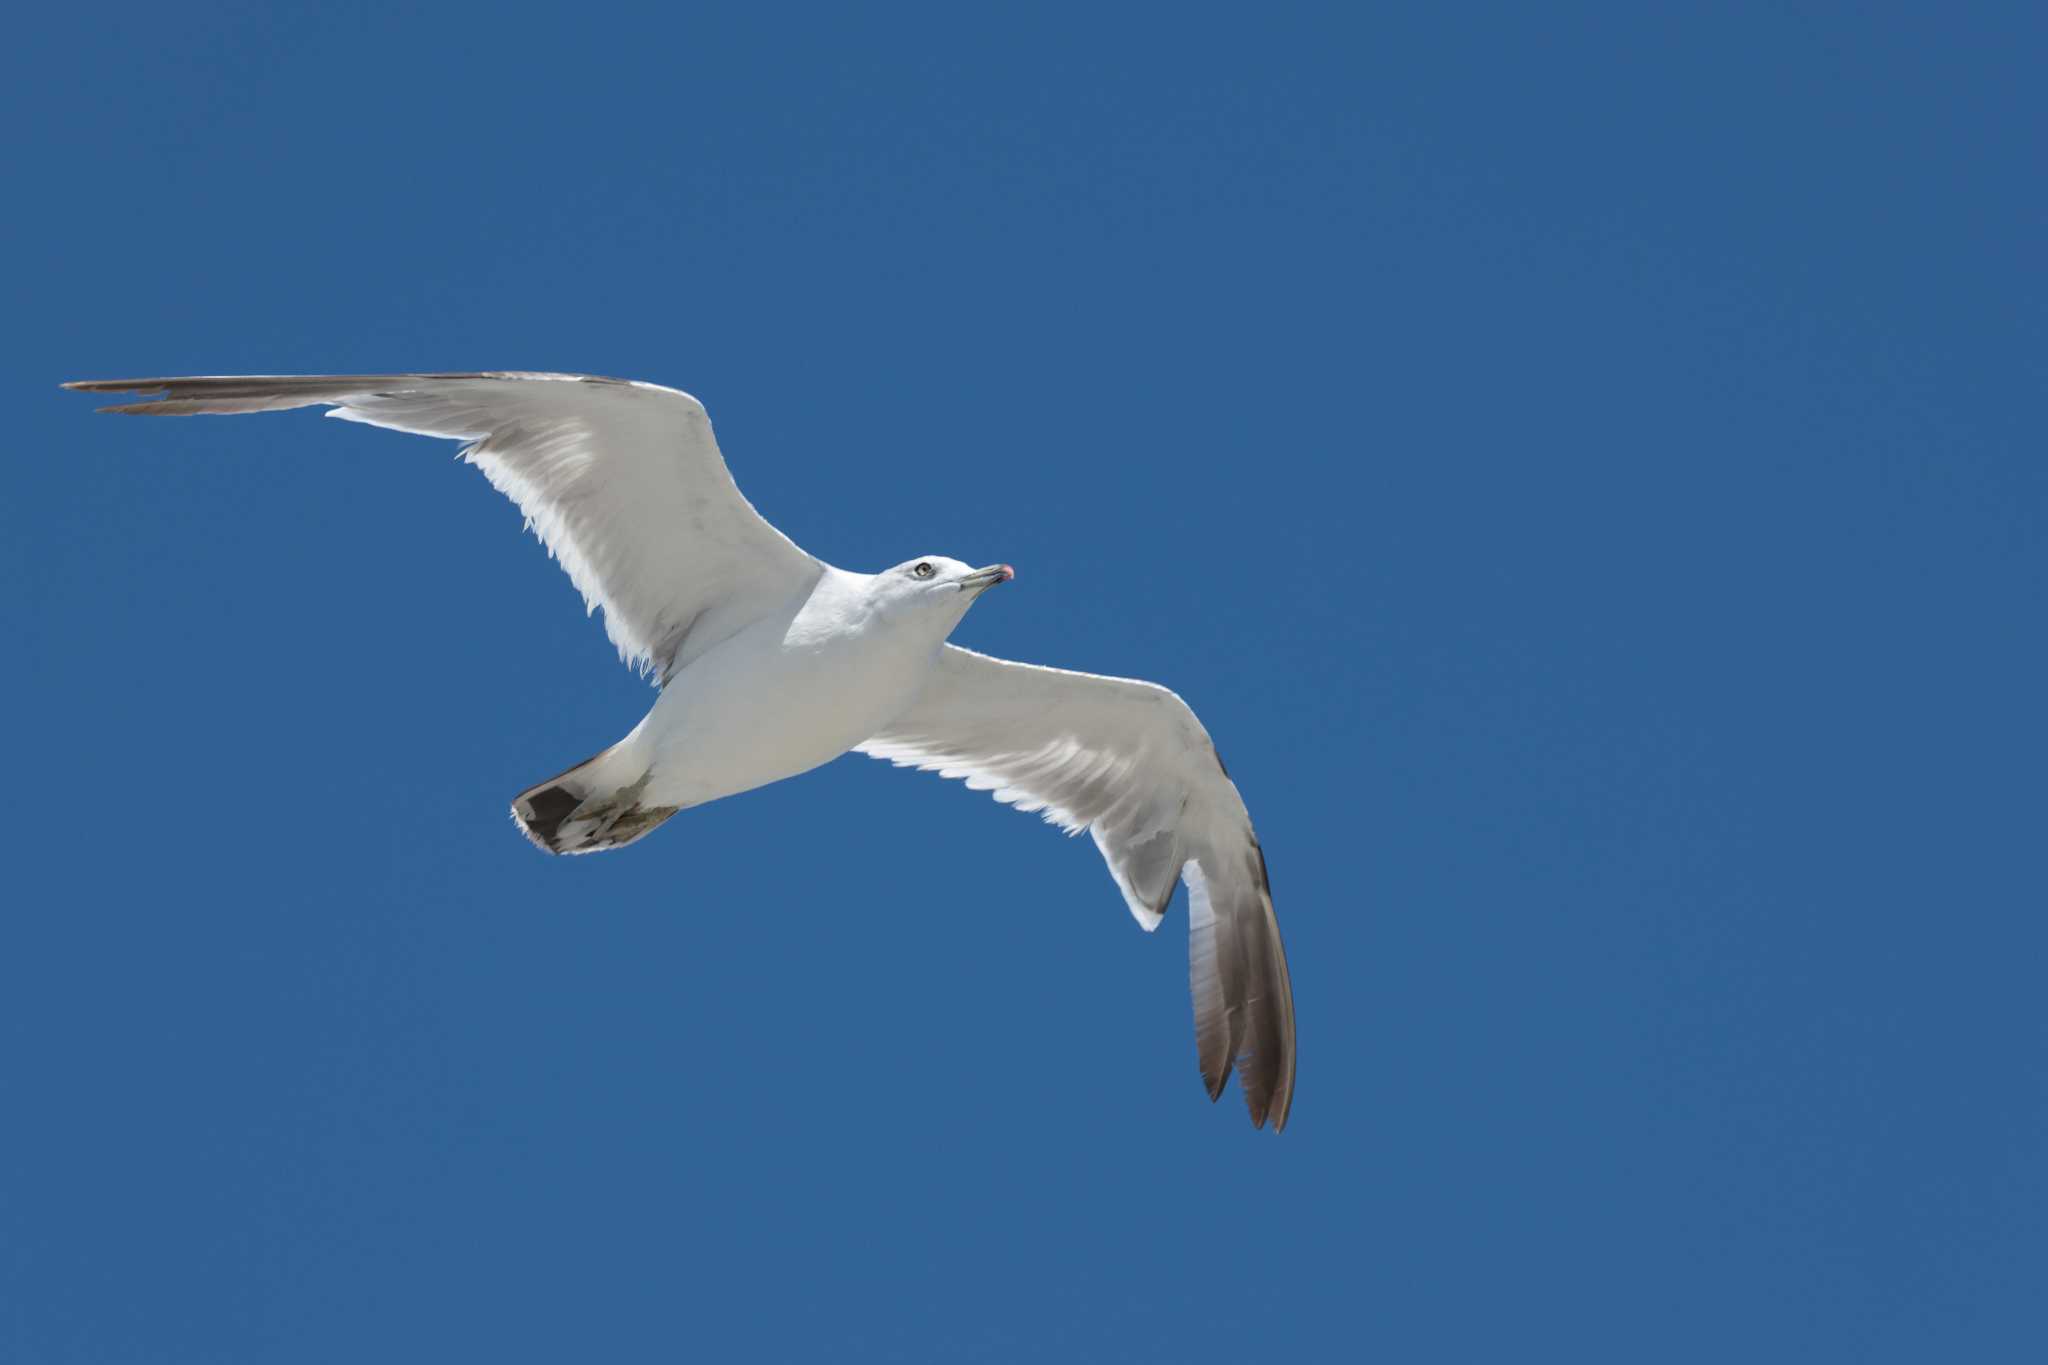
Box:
67;372;1297;1130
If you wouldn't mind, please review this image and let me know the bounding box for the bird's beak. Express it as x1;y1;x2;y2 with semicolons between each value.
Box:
957;564;1016;593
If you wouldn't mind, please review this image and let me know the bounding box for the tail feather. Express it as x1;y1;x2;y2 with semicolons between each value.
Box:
511;743;678;855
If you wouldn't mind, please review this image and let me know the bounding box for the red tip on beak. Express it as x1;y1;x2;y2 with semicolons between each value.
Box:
1000;564;1016;582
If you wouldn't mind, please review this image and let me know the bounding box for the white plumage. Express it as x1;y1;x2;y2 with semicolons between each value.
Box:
67;371;1297;1130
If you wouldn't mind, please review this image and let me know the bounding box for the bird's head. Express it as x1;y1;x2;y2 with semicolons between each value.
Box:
868;555;1016;631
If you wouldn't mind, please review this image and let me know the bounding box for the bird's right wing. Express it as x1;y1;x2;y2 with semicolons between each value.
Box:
856;644;1296;1130
65;372;822;680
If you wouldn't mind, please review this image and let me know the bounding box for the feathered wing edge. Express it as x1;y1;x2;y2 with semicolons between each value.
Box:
856;648;1296;1131
64;372;567;415
63;373;824;683
867;724;1299;1130
1184;839;1297;1130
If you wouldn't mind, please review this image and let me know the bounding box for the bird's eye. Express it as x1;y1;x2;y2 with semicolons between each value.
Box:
912;562;935;579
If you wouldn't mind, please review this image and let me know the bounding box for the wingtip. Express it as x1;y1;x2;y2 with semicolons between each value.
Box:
1204;1065;1294;1133
63;378;151;393
1238;1055;1296;1133
63;379;169;412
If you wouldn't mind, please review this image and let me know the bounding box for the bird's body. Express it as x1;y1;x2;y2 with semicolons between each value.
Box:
636;569;924;809
543;564;985;849
67;371;1297;1130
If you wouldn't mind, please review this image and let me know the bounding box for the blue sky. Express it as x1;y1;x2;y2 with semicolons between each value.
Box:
5;3;2042;1360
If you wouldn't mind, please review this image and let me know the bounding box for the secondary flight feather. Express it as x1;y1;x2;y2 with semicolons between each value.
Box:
66;371;1297;1131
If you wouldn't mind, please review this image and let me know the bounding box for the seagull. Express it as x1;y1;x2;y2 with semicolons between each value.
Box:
66;372;1297;1130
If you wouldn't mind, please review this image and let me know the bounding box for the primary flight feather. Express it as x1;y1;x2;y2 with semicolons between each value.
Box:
66;371;1297;1131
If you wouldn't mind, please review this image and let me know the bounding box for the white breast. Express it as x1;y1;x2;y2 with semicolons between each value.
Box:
634;574;939;808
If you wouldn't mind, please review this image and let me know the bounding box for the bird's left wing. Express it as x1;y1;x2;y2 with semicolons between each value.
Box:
65;372;821;680
855;644;1297;1130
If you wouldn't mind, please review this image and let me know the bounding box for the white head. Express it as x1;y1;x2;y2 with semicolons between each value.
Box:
864;555;1016;634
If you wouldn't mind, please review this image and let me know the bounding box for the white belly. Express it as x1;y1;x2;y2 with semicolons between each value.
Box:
632;608;933;808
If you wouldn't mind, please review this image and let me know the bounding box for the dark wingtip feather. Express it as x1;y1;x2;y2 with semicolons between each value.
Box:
1197;841;1295;1135
64;378;169;394
64;378;170;413
1245;844;1297;1133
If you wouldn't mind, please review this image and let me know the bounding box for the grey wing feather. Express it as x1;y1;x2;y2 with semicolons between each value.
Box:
66;372;822;679
857;644;1297;1131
